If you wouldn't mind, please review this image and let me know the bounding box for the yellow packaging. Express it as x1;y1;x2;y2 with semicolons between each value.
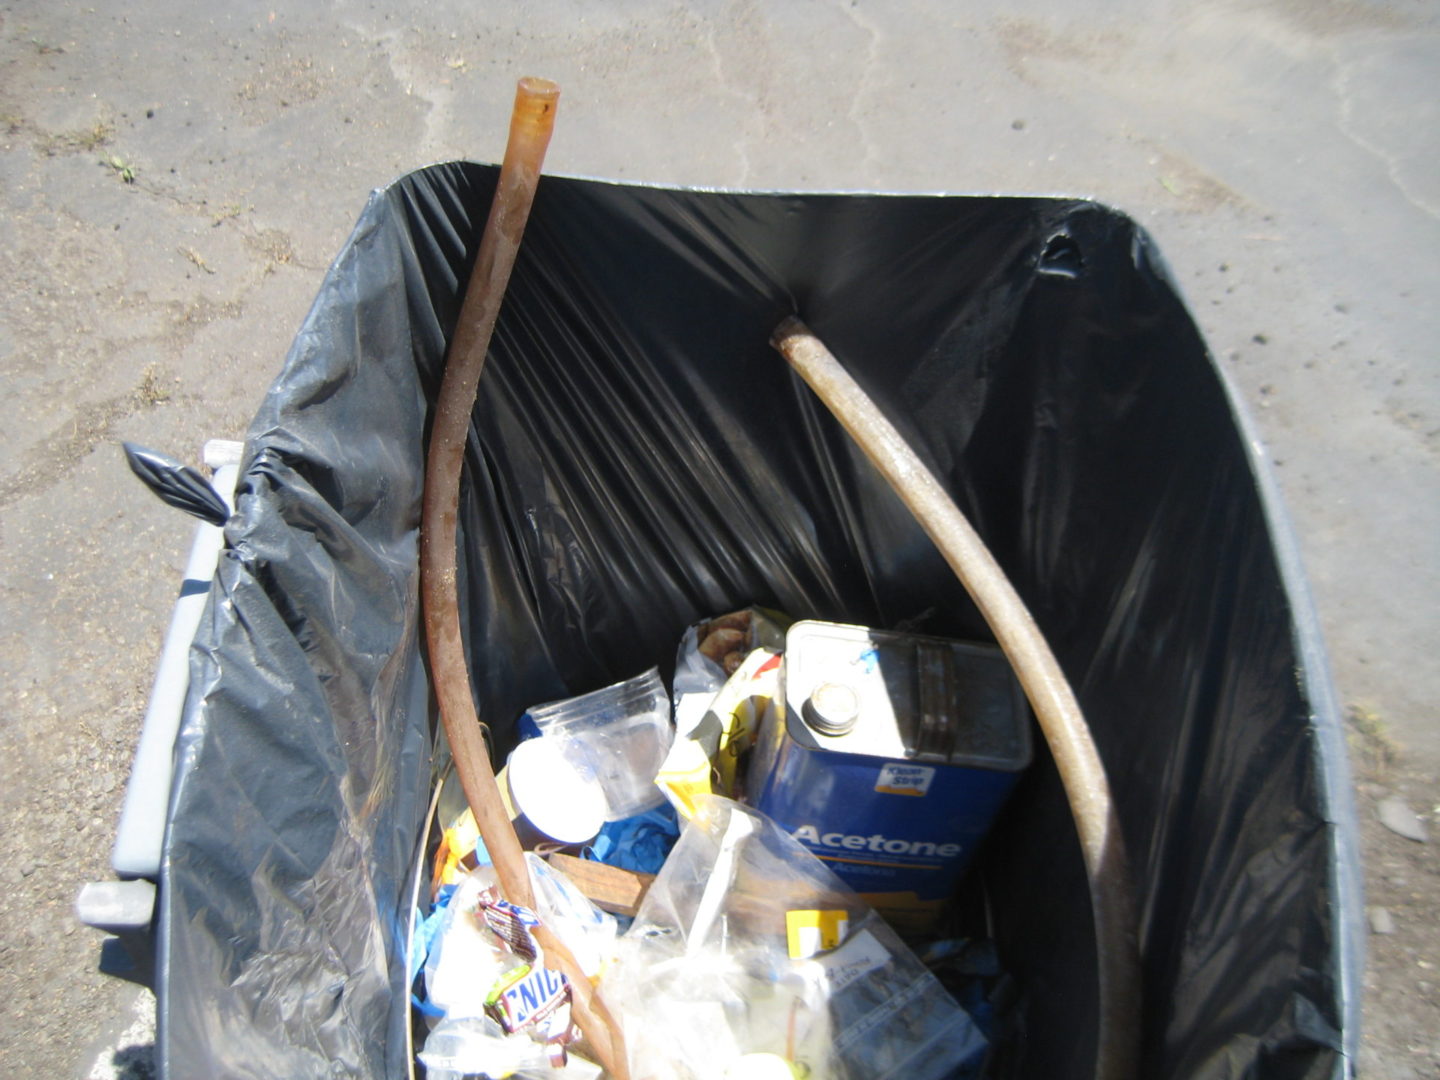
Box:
785;908;850;959
656;648;781;818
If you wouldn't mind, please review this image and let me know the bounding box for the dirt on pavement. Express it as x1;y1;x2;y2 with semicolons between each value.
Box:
0;2;1435;1077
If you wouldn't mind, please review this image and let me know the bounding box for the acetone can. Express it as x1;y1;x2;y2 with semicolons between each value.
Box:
748;620;1032;933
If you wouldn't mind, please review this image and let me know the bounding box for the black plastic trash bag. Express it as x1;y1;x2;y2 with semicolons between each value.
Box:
156;163;1361;1079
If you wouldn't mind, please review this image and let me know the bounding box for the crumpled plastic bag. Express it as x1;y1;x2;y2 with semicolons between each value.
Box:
583;802;681;876
600;796;987;1079
660;609;789;816
416;853;619;1078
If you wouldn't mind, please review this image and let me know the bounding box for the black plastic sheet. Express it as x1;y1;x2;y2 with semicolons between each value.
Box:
156;162;1361;1078
123;442;231;526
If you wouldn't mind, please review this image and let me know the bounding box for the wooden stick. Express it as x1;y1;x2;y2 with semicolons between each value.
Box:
772;317;1141;1080
419;77;628;1078
546;853;655;918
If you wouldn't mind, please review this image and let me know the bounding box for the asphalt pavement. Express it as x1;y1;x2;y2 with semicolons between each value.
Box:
0;2;1435;1076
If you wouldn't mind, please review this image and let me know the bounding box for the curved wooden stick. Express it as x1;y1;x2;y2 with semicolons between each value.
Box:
419;77;628;1078
772;316;1141;1080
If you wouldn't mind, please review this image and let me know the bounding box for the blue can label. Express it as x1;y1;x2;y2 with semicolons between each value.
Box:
749;621;1031;931
791;825;963;867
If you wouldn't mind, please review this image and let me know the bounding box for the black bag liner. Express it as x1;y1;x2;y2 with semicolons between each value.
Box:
157;162;1362;1079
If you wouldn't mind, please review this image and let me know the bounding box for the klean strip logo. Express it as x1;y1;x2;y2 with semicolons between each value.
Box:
874;762;934;796
792;824;962;860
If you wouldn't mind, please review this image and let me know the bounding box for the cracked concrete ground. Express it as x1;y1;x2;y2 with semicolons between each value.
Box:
0;1;1434;1076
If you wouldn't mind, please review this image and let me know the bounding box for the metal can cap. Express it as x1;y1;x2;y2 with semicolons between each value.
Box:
805;681;860;736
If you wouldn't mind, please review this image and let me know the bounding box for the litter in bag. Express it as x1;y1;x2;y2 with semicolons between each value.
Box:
600;796;988;1079
154;163;1359;1079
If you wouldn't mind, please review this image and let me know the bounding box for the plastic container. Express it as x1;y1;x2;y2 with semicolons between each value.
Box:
522;669;674;821
500;738;608;846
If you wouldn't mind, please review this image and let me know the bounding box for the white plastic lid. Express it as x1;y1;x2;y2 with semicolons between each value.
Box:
505;738;608;844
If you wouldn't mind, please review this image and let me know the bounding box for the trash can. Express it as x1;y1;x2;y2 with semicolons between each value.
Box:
130;164;1361;1078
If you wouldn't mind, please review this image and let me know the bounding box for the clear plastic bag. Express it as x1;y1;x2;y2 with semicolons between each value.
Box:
418;858;618;1078
418;1015;576;1079
670;608;791;703
422;867;508;1021
657;647;781;816
600;797;987;1080
419;1014;603;1079
662;608;790;816
525;852;618;978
